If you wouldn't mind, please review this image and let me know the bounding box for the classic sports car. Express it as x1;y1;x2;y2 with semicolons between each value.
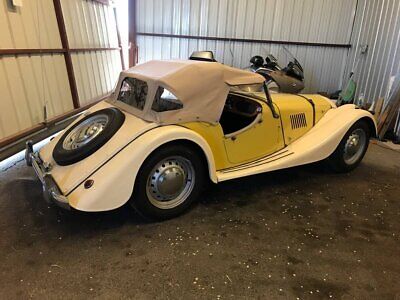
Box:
26;59;376;220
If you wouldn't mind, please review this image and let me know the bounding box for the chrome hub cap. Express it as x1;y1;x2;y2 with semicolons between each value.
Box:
62;114;109;150
146;156;195;209
343;128;367;165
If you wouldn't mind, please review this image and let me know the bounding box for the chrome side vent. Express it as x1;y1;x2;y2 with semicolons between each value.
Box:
290;113;307;129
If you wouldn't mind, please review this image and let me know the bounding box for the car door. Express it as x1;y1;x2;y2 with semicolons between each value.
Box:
222;94;284;164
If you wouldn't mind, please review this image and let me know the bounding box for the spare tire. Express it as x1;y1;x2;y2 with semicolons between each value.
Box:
53;107;125;166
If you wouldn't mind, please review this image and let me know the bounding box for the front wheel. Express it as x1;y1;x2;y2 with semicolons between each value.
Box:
327;120;371;172
130;144;205;220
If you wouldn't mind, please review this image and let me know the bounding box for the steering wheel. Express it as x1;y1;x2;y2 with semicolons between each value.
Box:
225;98;261;118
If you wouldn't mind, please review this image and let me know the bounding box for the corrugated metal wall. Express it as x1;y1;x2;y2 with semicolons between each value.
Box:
0;0;122;143
70;50;121;106
136;0;358;93
61;0;122;106
0;0;73;140
345;0;400;105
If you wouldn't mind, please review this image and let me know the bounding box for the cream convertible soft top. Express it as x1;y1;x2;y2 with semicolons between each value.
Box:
117;60;265;124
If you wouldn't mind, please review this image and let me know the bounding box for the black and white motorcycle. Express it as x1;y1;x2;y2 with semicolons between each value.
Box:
249;47;305;94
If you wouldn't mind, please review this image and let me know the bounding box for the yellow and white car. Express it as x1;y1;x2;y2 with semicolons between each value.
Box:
26;59;376;220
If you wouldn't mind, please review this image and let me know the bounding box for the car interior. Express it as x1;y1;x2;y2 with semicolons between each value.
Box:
219;93;262;135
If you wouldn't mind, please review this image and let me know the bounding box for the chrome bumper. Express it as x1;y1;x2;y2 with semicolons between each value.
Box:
25;141;70;210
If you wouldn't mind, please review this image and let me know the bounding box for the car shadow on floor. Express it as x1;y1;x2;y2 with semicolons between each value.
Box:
6;161;343;236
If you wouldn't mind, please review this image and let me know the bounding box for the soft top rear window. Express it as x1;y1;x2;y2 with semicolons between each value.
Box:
117;77;148;111
151;87;183;112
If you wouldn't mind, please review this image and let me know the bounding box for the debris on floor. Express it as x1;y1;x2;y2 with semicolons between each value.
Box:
0;144;399;299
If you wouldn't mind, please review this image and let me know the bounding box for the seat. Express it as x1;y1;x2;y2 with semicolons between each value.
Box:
219;93;261;135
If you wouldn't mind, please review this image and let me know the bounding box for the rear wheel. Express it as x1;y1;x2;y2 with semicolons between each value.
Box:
327;120;370;172
130;144;205;220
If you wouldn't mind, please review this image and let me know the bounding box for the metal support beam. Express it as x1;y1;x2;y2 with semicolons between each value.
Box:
113;6;126;70
69;47;120;53
0;48;66;55
136;32;352;49
0;47;121;57
128;0;137;67
53;0;80;109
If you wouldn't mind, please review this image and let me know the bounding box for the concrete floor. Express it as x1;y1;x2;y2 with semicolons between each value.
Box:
0;144;399;299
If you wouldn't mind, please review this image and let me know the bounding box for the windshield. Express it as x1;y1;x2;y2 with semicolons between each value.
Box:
281;46;303;72
281;46;296;63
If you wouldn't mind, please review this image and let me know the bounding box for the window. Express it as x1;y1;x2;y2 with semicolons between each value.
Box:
152;87;183;112
220;93;262;135
117;78;148;110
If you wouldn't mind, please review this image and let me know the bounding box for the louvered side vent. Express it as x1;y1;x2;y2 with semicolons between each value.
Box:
290;113;307;129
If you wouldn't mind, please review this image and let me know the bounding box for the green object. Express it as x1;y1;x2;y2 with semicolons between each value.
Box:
338;78;356;105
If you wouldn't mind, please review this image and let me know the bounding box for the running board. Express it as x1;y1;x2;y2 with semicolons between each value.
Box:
216;148;295;182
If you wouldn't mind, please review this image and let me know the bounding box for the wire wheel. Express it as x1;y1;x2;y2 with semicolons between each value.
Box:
62;114;109;150
145;156;195;210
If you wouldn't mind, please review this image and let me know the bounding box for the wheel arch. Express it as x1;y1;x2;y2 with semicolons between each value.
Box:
135;126;218;184
146;139;214;183
358;115;377;138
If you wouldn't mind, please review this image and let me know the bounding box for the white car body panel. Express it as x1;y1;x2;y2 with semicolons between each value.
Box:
217;104;376;181
39;101;158;195
67;125;217;212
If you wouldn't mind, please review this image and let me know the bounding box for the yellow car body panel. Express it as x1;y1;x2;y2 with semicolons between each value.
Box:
183;100;285;169
310;94;335;123
180;122;231;170
271;94;314;144
222;101;284;164
271;93;334;144
183;93;334;171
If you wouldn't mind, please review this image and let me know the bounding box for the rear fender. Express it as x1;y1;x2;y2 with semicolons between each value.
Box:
68;125;216;212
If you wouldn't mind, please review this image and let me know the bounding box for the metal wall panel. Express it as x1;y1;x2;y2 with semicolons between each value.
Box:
0;0;122;144
0;0;71;141
137;35;349;93
71;49;122;106
0;0;61;49
137;0;356;43
345;0;400;106
136;0;357;93
0;54;73;140
61;0;121;105
61;0;119;48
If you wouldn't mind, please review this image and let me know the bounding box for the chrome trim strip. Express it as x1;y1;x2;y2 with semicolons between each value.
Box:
221;150;294;173
219;149;290;172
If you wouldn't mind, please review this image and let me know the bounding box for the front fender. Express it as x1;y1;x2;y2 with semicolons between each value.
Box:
287;104;376;164
218;105;377;182
68;125;217;212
